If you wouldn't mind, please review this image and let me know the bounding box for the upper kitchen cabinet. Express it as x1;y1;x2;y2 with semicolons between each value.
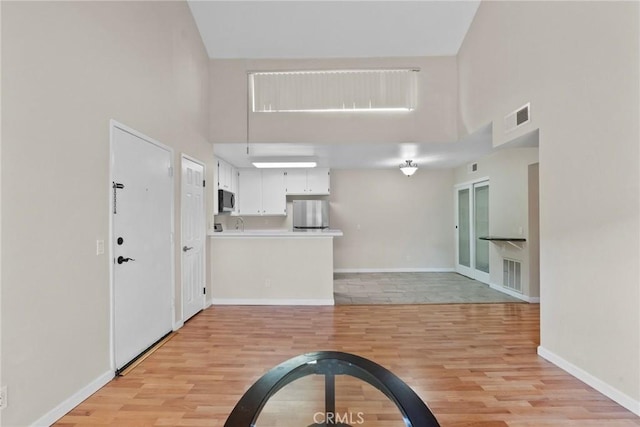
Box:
217;157;237;194
238;169;286;216
285;168;330;195
261;170;287;215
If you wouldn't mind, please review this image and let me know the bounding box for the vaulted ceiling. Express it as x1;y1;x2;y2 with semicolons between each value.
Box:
187;1;539;170
188;1;481;59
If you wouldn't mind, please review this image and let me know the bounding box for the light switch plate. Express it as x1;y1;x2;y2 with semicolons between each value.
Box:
1;386;7;409
96;240;105;255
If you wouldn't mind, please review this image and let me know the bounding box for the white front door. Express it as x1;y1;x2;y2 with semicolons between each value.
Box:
181;156;206;321
111;123;174;372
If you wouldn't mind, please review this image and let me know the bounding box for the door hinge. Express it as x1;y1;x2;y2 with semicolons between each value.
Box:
203;287;206;295
203;180;206;187
168;166;173;177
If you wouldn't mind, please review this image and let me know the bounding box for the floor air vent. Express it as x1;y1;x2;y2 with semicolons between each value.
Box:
503;259;522;292
504;103;530;133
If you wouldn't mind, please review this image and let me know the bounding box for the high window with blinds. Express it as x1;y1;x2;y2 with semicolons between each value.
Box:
249;69;419;113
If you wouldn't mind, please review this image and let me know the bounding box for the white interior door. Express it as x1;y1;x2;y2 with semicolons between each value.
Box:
455;185;474;278
111;123;173;372
473;181;490;283
181;156;206;321
455;181;490;283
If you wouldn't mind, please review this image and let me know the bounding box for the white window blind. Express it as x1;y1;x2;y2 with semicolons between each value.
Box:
250;69;418;113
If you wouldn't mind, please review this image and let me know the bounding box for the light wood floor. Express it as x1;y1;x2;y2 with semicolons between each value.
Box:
56;304;640;426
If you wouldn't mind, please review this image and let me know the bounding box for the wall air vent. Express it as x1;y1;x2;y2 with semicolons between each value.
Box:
504;102;530;133
467;162;478;173
503;258;522;292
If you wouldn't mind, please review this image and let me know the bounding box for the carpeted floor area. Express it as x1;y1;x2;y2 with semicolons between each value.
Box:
334;272;523;304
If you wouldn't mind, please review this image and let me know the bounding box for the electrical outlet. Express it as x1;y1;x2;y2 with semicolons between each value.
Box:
265;279;271;288
1;385;7;409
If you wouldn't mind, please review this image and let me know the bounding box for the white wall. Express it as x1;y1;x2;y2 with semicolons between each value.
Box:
454;147;539;297
331;169;454;271
458;0;639;410
214;168;454;272
209;57;459;144
1;2;212;425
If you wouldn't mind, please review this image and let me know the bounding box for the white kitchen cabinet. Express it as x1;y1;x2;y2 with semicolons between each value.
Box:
285;168;330;195
307;168;330;194
217;158;237;193
238;169;262;215
237;169;286;216
261;170;286;215
284;169;307;194
229;165;238;194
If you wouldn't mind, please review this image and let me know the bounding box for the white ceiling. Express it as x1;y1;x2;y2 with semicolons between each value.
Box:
189;1;538;170
188;1;481;59
214;126;540;170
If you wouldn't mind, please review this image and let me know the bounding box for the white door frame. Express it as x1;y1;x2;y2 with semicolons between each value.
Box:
180;154;206;322
108;120;176;371
454;176;490;284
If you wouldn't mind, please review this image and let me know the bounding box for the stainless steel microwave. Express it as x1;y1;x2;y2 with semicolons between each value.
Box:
218;189;235;212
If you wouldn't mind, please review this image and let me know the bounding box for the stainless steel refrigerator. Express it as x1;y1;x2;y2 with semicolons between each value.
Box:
292;200;329;230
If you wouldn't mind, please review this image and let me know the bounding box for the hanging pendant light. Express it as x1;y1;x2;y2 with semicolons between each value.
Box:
400;160;418;176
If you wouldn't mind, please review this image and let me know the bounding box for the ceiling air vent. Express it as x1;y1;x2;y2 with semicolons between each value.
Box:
504;102;530;133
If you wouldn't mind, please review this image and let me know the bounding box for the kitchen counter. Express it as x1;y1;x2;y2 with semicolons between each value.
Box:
208;229;343;238
208;229;342;305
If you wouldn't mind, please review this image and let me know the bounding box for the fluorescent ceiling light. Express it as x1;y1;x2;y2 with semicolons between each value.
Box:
252;162;317;168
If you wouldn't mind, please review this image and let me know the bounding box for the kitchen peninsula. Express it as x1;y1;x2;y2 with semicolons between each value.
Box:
209;229;343;305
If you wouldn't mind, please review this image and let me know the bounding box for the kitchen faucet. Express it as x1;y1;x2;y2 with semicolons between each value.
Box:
235;216;244;232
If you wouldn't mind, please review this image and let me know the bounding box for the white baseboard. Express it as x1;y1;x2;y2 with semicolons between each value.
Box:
205;298;213;308
537;346;640;416
31;370;113;427
173;320;184;331
334;267;455;273
211;298;334;306
489;282;540;303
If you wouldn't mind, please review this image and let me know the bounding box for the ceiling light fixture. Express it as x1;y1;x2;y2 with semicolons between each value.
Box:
400;160;418;176
253;162;317;168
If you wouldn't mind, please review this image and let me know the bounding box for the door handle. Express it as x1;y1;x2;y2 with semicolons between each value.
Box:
183;246;193;252
117;256;135;264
